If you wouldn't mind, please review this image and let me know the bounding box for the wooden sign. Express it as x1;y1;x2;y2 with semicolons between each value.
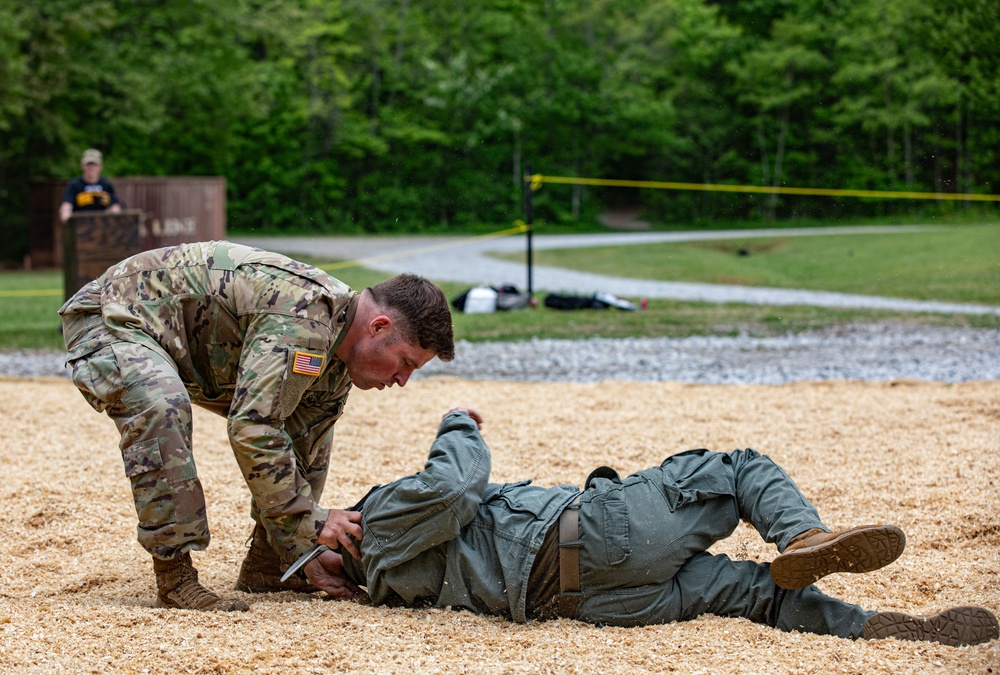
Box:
63;210;142;299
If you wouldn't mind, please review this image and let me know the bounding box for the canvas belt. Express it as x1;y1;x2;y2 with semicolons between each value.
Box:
553;496;582;618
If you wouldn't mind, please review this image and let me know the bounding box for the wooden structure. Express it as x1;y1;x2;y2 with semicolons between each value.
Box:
28;176;226;269
62;211;143;299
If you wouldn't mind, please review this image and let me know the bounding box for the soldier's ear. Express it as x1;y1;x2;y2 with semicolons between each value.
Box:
369;315;391;337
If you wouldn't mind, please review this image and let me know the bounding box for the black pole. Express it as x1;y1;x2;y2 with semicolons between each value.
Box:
524;162;534;297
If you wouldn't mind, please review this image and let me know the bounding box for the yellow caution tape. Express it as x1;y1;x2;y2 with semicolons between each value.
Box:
529;174;1000;202
0;289;63;298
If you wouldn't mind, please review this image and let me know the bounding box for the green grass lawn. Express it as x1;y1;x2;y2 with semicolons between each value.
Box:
499;224;1000;304
0;271;66;351
2;224;998;352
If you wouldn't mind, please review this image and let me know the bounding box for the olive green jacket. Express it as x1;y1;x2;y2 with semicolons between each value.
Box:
343;411;579;622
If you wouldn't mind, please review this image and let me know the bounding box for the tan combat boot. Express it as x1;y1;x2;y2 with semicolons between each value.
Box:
770;524;906;590
234;523;319;594
153;552;250;611
863;606;999;647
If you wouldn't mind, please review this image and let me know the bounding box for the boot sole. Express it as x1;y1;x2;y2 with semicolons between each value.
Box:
157;595;251;612
863;606;1000;646
234;578;319;594
770;525;905;590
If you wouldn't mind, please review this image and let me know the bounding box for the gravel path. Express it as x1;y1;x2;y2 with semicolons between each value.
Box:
8;322;999;384
9;230;995;384
414;323;1000;384
233;228;1000;316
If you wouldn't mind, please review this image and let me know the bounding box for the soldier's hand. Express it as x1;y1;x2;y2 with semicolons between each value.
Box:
304;550;360;598
317;508;363;559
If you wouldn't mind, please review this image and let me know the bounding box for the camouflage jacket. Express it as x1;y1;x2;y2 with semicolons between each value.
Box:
60;240;358;561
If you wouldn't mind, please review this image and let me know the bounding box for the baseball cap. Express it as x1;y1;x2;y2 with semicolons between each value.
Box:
81;148;103;165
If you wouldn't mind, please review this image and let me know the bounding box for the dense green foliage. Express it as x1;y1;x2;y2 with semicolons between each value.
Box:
2;0;999;262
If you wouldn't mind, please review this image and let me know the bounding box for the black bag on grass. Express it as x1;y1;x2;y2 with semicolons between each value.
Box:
543;293;608;310
544;292;637;311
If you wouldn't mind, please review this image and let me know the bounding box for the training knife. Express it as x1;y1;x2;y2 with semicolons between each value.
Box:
278;484;381;583
280;544;329;582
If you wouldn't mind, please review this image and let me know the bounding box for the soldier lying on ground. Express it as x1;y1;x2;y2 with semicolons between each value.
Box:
304;408;999;647
59;241;455;611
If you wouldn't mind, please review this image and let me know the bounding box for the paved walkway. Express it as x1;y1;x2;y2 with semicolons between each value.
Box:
233;226;1000;316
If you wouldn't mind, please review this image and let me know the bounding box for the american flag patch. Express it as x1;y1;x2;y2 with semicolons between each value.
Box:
292;351;325;377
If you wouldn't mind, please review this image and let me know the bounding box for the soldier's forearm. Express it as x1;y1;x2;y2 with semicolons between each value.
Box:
257;496;331;562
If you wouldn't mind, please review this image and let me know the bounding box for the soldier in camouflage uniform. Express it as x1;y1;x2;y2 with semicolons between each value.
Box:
58;240;455;612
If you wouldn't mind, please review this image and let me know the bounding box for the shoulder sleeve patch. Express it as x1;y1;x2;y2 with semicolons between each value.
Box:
292;351;325;377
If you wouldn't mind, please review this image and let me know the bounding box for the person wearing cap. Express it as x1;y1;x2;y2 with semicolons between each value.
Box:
312;407;999;648
59;148;122;223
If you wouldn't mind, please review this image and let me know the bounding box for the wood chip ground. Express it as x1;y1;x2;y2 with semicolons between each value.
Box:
1;377;997;674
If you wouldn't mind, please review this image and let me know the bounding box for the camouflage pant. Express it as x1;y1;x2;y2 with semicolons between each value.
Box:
62;313;333;560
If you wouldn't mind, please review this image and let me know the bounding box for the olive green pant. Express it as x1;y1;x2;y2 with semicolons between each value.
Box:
576;448;875;638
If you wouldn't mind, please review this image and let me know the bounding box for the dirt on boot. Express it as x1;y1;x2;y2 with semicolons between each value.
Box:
154;552;250;612
770;524;905;590
863;606;1000;647
234;524;319;594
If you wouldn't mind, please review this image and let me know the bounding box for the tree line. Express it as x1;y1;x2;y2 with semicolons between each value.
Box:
1;0;997;263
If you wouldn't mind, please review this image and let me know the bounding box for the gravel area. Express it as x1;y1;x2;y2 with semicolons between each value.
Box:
12;230;996;384
8;322;998;384
415;323;1000;384
234;230;1000;316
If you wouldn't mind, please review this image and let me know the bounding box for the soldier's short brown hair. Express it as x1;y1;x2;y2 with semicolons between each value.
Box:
368;274;455;362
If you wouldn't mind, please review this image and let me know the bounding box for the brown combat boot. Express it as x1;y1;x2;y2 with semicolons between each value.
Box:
770;524;906;590
153;552;250;612
863;606;999;647
234;523;319;594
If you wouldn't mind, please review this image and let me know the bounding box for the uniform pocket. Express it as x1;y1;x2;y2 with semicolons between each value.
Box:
659;449;736;511
123;439;163;477
68;345;125;413
489;480;542;516
122;437;201;531
596;488;630;566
